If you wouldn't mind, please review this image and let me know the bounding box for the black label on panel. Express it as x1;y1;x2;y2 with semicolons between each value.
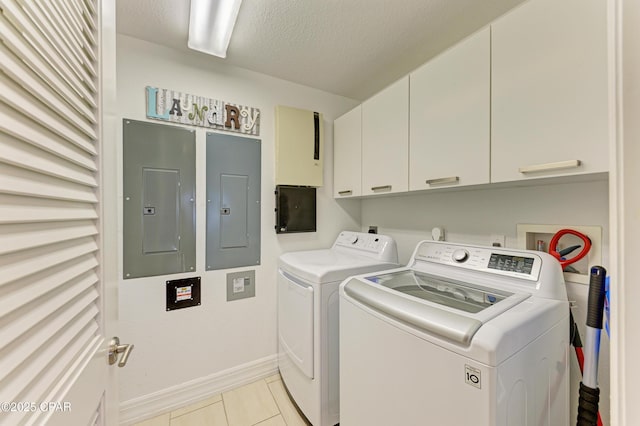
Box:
313;112;320;160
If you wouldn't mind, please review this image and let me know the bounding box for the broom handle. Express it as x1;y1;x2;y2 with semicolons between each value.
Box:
583;266;607;387
577;266;607;426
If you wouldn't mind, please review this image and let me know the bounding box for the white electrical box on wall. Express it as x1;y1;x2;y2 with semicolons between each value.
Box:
517;223;602;285
275;105;324;187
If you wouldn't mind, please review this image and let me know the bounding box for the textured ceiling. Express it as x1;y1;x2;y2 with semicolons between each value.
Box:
116;0;527;100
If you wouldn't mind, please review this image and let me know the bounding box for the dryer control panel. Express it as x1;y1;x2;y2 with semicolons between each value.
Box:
334;231;398;262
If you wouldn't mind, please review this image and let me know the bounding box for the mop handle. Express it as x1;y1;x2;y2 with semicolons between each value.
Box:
583;266;607;387
577;266;607;426
586;266;607;329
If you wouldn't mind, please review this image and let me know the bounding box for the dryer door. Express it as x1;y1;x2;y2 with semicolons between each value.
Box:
278;269;314;378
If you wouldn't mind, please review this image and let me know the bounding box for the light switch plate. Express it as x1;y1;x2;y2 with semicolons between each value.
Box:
226;270;256;301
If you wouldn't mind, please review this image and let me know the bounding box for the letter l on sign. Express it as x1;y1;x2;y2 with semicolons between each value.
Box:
146;87;170;120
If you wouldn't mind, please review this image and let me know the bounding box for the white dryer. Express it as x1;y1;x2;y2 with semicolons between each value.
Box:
278;231;398;426
340;241;570;426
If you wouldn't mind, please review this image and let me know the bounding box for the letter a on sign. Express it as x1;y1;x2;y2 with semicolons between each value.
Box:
169;99;183;116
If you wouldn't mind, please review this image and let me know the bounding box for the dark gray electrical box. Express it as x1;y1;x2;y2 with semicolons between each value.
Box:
206;133;261;270
166;276;201;311
123;119;196;279
275;185;316;233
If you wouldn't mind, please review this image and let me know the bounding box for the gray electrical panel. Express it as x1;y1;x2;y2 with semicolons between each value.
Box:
123;119;196;279
206;133;261;270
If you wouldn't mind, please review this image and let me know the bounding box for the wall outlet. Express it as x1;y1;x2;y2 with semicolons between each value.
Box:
227;270;256;301
431;227;445;241
490;234;506;247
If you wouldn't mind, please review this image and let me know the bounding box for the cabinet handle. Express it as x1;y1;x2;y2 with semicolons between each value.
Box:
338;190;353;196
519;160;581;174
371;185;392;192
425;176;460;186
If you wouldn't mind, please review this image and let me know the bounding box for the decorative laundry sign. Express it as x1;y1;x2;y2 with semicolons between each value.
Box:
145;86;260;136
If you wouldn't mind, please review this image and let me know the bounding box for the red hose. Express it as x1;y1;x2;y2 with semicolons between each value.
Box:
575;346;585;375
549;229;592;269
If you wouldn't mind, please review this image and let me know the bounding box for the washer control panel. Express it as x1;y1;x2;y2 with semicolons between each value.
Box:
452;249;469;263
487;253;534;275
413;242;542;282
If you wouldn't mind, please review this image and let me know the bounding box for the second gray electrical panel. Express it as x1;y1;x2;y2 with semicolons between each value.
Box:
123;119;196;279
206;133;261;270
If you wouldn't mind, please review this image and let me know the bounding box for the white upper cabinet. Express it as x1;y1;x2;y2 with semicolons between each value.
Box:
362;77;409;195
332;0;610;199
333;105;362;198
491;0;610;183
409;27;490;191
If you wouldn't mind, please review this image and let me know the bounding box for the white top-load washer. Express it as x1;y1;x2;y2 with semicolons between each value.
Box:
339;241;570;426
278;231;398;426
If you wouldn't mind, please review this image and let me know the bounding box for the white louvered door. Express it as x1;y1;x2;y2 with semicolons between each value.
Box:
0;0;118;425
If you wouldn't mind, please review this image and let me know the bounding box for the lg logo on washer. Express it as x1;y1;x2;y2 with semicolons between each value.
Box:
465;364;482;389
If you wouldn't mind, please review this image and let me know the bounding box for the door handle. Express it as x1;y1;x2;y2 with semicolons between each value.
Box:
108;337;134;367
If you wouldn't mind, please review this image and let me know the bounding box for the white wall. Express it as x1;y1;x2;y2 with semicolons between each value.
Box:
361;178;610;423
115;35;360;410
361;179;609;263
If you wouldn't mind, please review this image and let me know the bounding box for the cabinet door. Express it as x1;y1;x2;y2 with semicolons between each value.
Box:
333;106;362;198
409;27;490;191
491;0;610;183
362;77;409;195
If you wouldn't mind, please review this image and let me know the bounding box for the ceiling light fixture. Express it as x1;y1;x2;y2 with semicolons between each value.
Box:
188;0;243;58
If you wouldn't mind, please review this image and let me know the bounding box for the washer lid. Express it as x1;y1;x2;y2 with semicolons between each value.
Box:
279;249;397;284
343;269;530;345
369;270;513;314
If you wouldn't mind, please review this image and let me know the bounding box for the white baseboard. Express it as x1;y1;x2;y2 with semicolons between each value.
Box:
119;354;278;425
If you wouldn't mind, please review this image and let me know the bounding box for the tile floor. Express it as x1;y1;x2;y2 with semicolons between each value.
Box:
133;374;311;426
